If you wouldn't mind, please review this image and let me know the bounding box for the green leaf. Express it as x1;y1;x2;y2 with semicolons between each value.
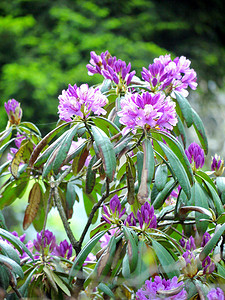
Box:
90;222;111;239
69;230;107;282
152;239;179;278
191;108;208;154
66;181;79;211
86;155;97;194
0;254;23;278
29;122;70;167
0;127;12;145
92;116;120;136
155;164;168;191
43;266;58;292
98;283;115;299
19;266;39;297
199;223;225;261
176;115;187;147
91;126;116;182
0;137;16;158
0;229;33;261
126;156;136;205
194;182;210;233
154;130;194;186
152;179;176;209
216;177;225;194
19;122;41;136
122;226;138;273
174;92;193;127
157;141;191;199
137;138;155;205
72;144;88;176
0;240;20;265
51;272;71;296
53;124;79;174
0;180;28;209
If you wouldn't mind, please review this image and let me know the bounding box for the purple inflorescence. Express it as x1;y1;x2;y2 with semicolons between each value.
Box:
136;276;187;300
102;195;126;224
207;287;225;300
117;91;177;134
4;99;22;125
141;54;197;97
136;202;157;230
58;83;108;121
185;142;205;169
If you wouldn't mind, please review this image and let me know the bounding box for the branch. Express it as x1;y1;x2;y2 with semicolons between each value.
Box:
53;186;79;254
78;178;110;251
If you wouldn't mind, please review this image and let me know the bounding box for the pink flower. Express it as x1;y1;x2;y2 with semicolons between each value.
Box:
58;83;108;121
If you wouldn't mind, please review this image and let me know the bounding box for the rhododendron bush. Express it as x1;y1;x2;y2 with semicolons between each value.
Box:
0;51;225;299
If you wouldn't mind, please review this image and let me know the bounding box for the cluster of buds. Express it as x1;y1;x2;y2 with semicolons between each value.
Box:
180;250;198;278
211;154;224;177
185;142;205;171
4;99;22;126
102;195;126;225
179;235;196;251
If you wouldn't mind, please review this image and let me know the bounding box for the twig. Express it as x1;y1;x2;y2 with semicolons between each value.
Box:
78;178;110;250
53;186;79;253
41;188;53;261
11;285;22;299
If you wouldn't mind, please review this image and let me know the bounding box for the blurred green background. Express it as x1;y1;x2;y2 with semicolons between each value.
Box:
0;0;225;242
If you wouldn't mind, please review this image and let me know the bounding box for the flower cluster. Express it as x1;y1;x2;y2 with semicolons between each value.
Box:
117;91;177;134
211;154;224;176
179;235;196;251
180;250;198;278
141;54;197;97
58;83;108;121
185;142;205;170
207;287;225;300
86;50;136;90
4;99;22;126
102;194;126;224
136;201;157;230
201;232;211;247
136;276;187;300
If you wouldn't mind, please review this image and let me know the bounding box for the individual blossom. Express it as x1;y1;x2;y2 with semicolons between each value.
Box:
141;54;197;97
53;240;73;259
86;50;136;90
211;154;224;176
4;99;22;126
137;201;157;230
136;276;187;300
207;287;225;300
117;91;177;134
179;235;196;251
202;256;215;275
99;228;118;249
180;250;198;278
124;212;136;227
33;230;56;256
102;195;126;224
58;83;108;121
201;232;211;247
185;142;205;170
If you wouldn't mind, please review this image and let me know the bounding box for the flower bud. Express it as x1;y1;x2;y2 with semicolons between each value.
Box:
211;154;224;176
4;99;22;126
180;251;198;278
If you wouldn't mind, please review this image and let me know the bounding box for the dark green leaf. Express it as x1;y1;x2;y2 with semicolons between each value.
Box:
19;122;41;136
192;108;208;154
91;126;116;182
0;254;23;278
98;283;115;299
152;179;176;209
122;226;138;273
92;116;120;136
69;230;107;282
0;180;28;209
0;240;20;265
86;155;97;194
157;141;191;199
174;92;193;127
155;164;168;191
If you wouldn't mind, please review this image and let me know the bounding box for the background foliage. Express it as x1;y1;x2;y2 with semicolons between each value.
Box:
0;0;224;140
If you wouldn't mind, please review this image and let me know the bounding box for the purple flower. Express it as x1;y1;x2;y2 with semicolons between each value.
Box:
202;256;215;275
124;212;136;227
87;50;136;88
58;83;108;121
7;133;26;162
102;195;126;224
136;276;187;300
201;232;211;247
180;250;198;278
117;92;177;134
211;154;224;176
33;230;56;255
99;228;118;249
4;99;22;125
141;54;197;97
207;287;225;300
137;202;157;230
185;142;205;169
179;236;196;251
52;240;73;259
